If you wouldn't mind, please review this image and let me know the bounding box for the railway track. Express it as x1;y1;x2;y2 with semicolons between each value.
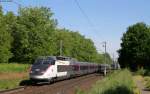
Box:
0;86;25;94
55;74;100;94
0;73;103;94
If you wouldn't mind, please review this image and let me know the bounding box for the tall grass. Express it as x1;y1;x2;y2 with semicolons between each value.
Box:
0;63;30;73
144;76;150;90
76;69;139;94
0;79;23;90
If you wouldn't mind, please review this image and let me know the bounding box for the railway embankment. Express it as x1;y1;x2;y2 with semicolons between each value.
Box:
0;73;103;94
1;63;145;94
0;63;103;94
76;69;140;94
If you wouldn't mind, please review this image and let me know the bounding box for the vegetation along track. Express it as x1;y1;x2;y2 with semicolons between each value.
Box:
0;73;103;94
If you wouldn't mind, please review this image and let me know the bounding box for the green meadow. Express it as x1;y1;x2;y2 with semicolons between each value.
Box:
0;63;30;90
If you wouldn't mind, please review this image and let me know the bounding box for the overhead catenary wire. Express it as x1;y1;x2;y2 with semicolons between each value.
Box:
1;7;9;12
74;0;105;51
0;1;9;12
74;0;93;28
12;0;22;8
74;0;97;33
0;0;22;12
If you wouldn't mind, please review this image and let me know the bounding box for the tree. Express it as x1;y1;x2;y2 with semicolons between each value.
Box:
55;29;98;62
104;53;113;64
69;31;98;62
95;53;104;63
54;29;74;56
0;6;106;64
118;22;150;69
4;12;18;62
11;7;57;63
0;7;13;63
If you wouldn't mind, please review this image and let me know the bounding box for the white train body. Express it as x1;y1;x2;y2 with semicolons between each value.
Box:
29;56;99;82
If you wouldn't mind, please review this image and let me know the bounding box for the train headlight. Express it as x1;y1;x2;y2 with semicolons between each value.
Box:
30;71;33;73
41;71;46;74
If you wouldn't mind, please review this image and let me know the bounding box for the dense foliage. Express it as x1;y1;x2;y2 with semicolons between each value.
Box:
0;7;13;63
0;6;112;64
118;22;150;69
11;7;57;63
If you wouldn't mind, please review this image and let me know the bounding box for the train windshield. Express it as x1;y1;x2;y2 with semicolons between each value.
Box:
43;60;55;65
34;58;55;65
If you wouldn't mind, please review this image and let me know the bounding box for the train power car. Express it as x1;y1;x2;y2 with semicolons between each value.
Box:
98;64;111;75
29;56;99;83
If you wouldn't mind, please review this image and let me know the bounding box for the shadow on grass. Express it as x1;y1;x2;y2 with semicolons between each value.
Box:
143;88;150;91
19;79;34;86
102;86;134;94
75;85;134;94
19;79;52;86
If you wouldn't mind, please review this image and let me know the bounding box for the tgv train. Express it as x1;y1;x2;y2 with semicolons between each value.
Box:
29;56;99;83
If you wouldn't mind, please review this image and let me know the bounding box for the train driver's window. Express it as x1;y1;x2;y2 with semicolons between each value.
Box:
43;60;55;65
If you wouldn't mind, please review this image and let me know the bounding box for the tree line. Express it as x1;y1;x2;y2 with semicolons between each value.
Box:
0;6;112;64
118;22;150;70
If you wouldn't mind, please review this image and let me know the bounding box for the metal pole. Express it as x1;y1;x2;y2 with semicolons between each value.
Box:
104;41;107;64
60;40;63;56
113;53;115;63
103;41;107;76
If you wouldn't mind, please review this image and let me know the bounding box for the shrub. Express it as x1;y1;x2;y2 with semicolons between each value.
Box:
144;77;150;89
135;68;146;76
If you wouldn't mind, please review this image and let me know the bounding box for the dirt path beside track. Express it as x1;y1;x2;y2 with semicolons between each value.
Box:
134;76;150;94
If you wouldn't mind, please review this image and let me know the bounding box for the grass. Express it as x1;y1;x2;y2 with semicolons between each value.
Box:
144;76;150;90
0;63;30;73
0;63;30;90
135;68;150;90
75;88;85;94
0;79;24;90
135;68;150;76
135;68;146;76
76;69;139;94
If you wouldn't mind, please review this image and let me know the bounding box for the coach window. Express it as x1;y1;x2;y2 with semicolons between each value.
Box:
74;65;79;71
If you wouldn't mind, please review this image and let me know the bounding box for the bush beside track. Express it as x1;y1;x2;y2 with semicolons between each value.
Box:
0;63;30;90
144;76;150;90
76;69;139;94
134;68;150;90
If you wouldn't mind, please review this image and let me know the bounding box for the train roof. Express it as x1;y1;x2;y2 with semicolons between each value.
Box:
36;56;99;65
36;56;75;61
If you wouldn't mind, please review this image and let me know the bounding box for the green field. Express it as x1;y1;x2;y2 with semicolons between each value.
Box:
0;63;30;73
0;63;30;90
76;69;139;94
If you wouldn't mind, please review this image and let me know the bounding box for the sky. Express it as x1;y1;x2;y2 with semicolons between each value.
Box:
1;0;150;59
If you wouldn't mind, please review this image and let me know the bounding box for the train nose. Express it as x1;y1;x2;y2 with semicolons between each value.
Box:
30;65;52;76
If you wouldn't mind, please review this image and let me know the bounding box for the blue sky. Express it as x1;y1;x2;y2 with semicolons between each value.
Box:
1;0;150;59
